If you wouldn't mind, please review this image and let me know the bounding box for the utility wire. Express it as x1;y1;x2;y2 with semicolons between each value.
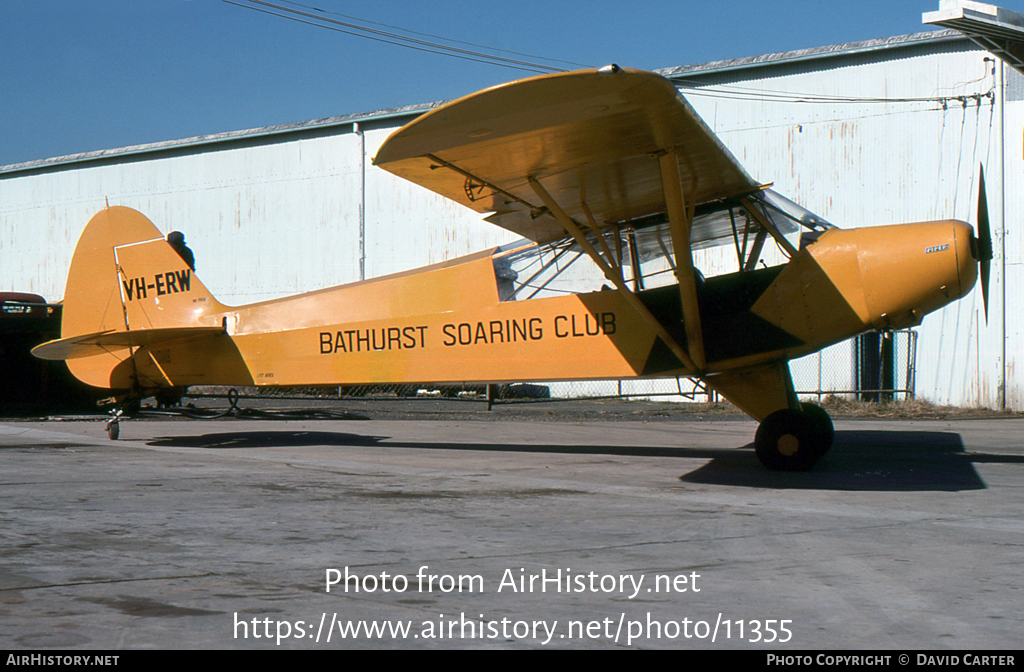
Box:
225;0;990;104
277;0;592;69
677;81;996;106
224;0;572;74
681;86;994;106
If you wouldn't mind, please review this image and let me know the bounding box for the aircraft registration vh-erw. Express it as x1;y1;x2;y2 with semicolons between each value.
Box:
32;66;991;471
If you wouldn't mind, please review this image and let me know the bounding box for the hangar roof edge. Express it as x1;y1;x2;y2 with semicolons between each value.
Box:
0;101;444;177
656;29;968;80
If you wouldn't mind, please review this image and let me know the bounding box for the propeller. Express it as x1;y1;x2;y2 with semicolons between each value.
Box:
973;165;993;321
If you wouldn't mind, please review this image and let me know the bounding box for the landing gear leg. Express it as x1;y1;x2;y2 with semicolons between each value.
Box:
754;405;833;471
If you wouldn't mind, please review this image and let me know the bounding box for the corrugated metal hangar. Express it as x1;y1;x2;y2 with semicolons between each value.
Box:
3;5;1024;409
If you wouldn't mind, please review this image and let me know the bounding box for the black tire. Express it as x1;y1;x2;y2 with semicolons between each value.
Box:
107;421;120;441
754;409;826;471
800;402;835;455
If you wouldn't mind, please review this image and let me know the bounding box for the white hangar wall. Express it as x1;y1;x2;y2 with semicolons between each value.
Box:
671;32;1019;410
0;119;518;306
1;31;1018;409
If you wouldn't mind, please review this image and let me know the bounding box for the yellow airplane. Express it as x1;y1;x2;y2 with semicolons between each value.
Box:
32;66;990;470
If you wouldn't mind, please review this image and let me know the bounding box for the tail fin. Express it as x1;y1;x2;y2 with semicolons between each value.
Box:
33;207;227;389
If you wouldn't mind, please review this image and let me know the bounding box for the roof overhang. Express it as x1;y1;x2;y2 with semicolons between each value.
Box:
924;0;1024;74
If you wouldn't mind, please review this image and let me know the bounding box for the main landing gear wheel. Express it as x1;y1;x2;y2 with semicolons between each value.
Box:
754;406;834;471
800;402;834;455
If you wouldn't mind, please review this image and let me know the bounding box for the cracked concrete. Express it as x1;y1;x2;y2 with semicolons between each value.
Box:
0;413;1021;649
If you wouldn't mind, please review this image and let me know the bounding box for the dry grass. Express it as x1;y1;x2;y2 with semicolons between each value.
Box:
815;394;1019;419
614;396;1021;420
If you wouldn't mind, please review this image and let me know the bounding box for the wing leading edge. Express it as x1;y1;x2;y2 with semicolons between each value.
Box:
373;67;760;244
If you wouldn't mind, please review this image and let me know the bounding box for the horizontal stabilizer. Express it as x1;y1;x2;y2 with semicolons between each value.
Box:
32;326;225;361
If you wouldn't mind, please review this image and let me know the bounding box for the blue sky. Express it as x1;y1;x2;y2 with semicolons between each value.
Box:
0;0;989;166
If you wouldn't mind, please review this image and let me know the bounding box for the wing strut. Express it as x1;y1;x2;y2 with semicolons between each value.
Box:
744;229;768;271
580;199;623;285
527;176;698;374
741;197;798;257
659;150;706;371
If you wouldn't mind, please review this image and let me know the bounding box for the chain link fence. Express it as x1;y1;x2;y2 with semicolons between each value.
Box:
793;329;917;402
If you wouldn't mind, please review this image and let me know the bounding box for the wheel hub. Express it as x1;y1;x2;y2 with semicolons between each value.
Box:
777;433;799;456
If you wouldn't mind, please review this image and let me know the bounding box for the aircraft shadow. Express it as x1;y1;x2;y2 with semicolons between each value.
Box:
147;431;390;449
147;430;727;458
146;427;1010;492
683;429;996;491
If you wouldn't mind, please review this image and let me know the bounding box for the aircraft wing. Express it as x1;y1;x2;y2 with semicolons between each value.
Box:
373;67;760;244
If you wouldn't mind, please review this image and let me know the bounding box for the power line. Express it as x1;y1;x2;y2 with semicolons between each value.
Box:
223;0;578;74
678;81;996;106
276;0;592;70
225;0;988;106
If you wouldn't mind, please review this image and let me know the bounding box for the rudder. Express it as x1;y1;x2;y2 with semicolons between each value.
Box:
57;207;226;388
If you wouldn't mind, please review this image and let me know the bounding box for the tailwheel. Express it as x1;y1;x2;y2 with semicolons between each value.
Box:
754;407;832;471
105;409;124;441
